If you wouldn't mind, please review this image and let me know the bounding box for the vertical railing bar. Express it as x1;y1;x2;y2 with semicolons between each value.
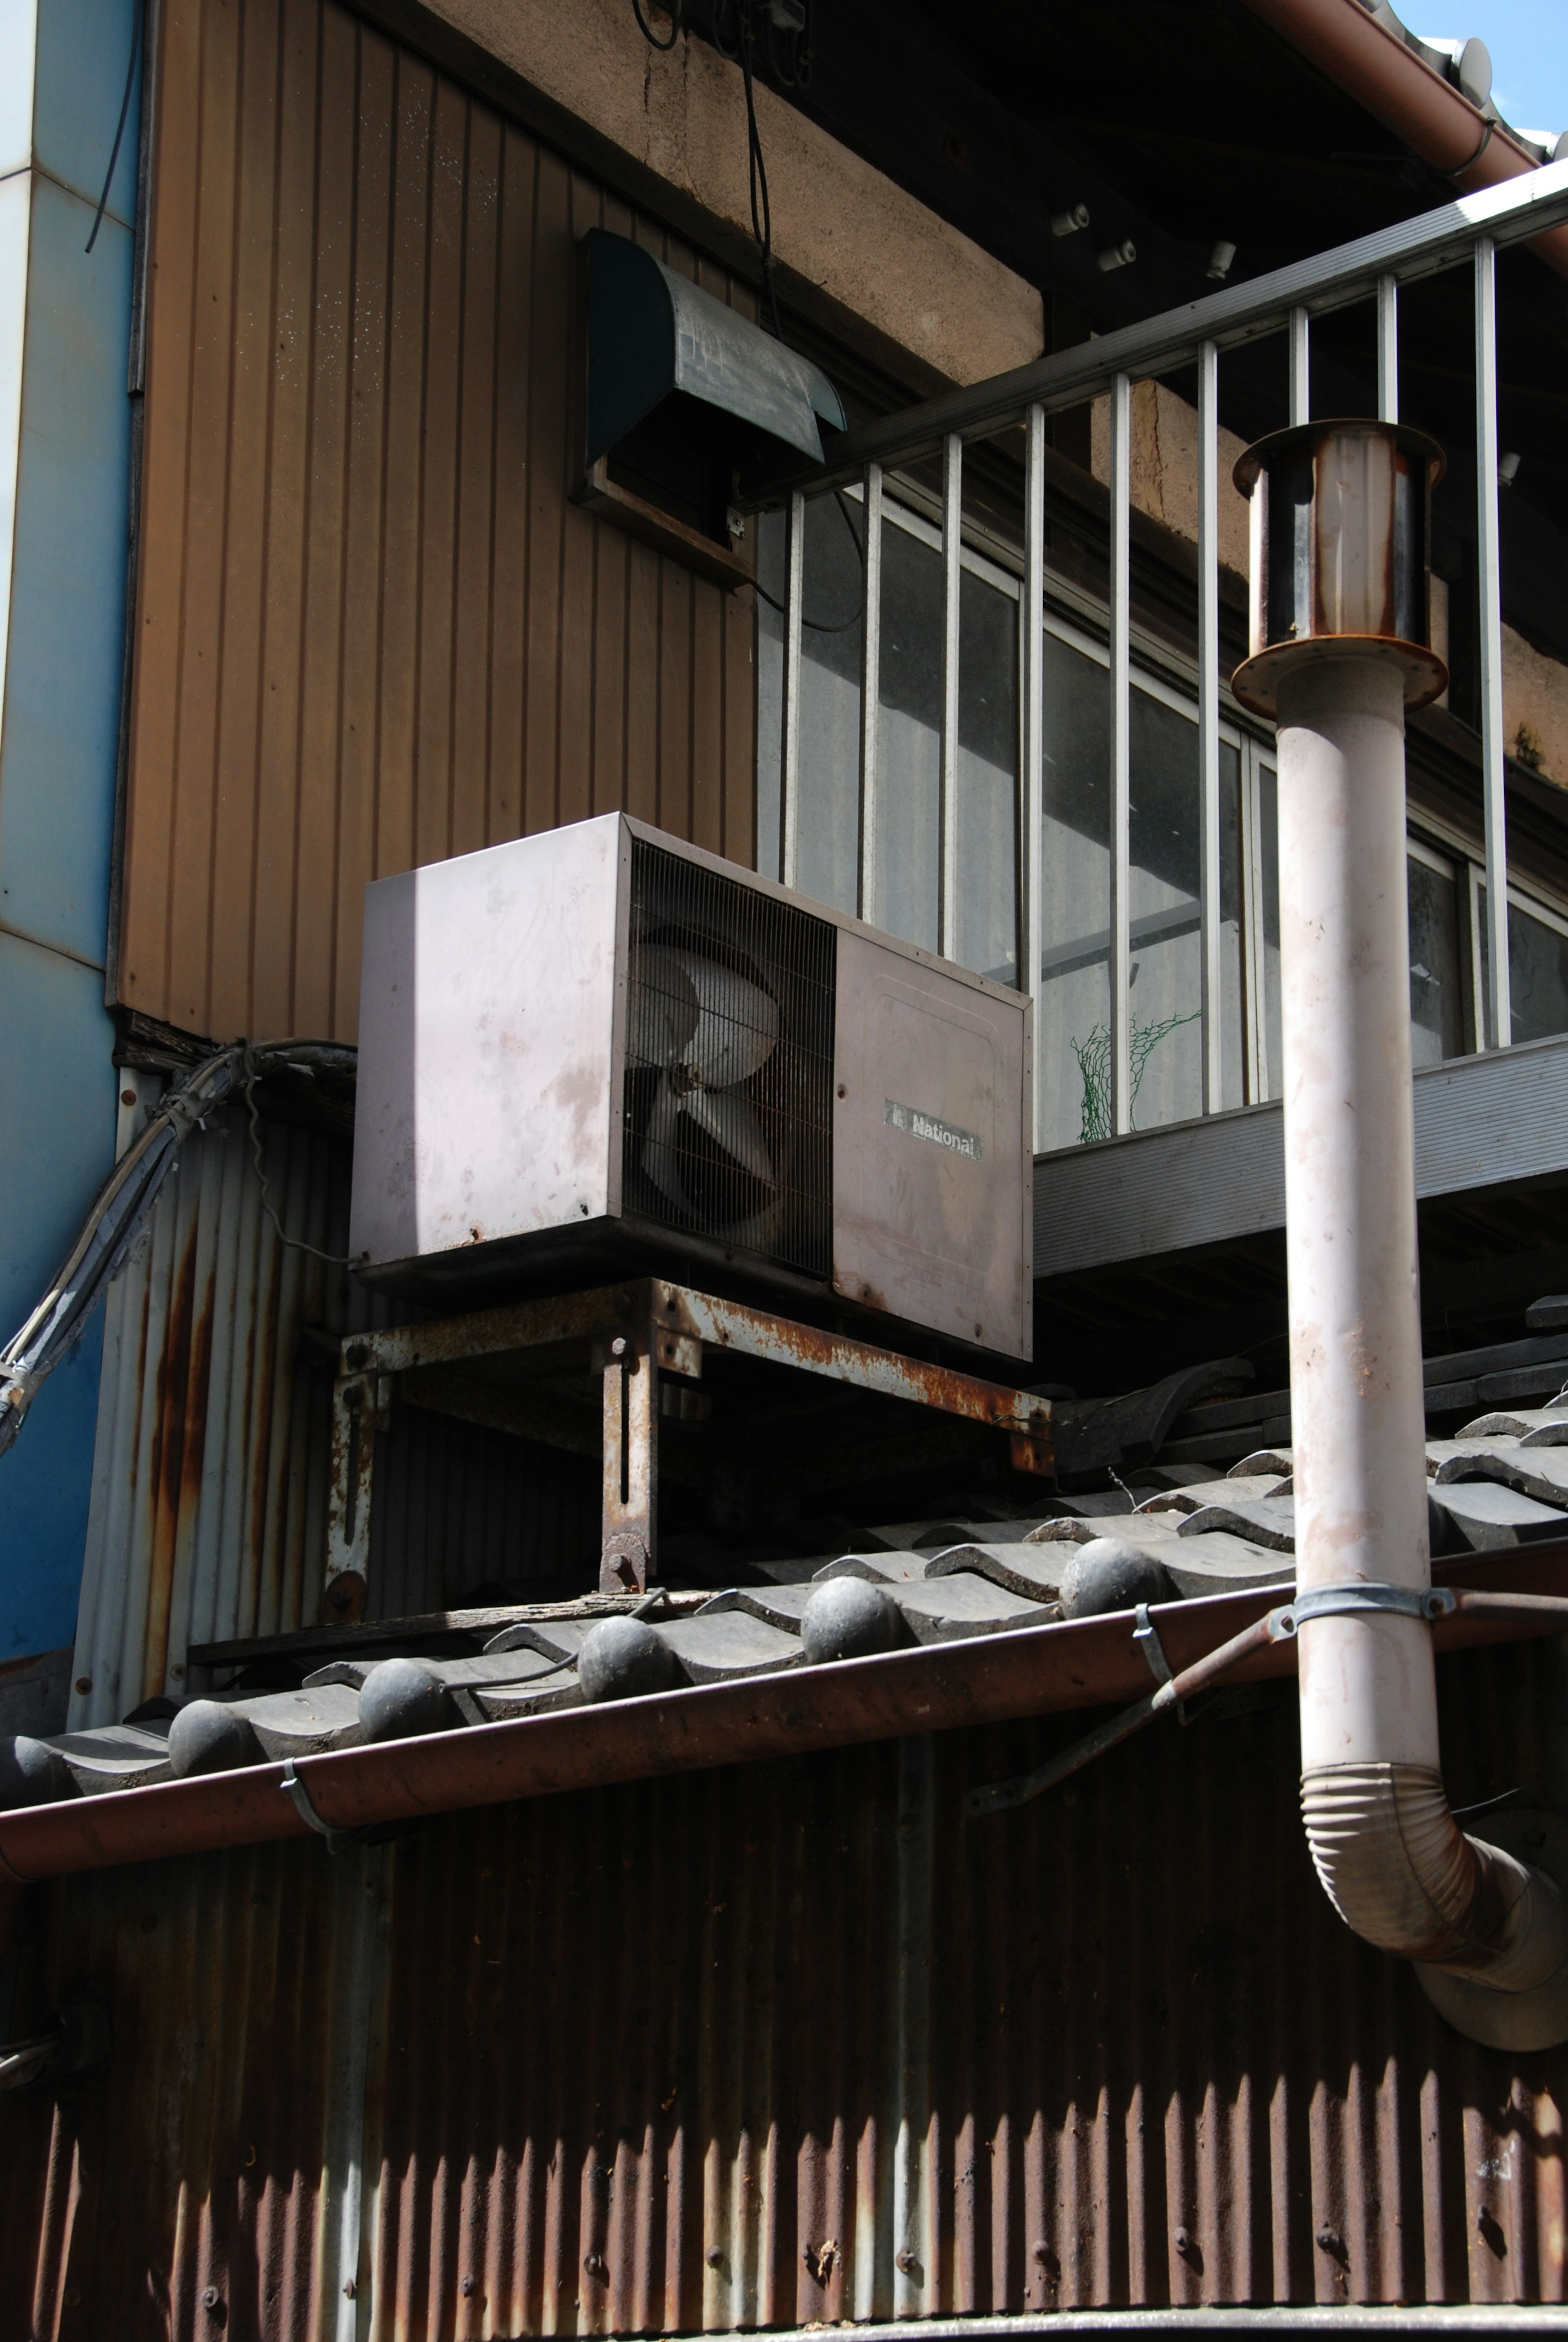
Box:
780;488;805;890
1289;305;1310;426
940;433;962;960
1376;274;1399;424
1197;340;1222;1118
858;463;883;925
1023;405;1046;1151
1475;236;1510;1049
1110;372;1132;1135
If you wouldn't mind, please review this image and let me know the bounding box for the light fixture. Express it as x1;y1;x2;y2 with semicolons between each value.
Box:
1207;239;1237;281
1096;238;1136;273
1051;203;1090;238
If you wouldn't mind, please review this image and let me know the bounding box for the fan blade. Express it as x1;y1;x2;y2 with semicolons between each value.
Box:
683;1088;775;1186
641;1075;690;1210
671;951;779;1089
629;946;699;1069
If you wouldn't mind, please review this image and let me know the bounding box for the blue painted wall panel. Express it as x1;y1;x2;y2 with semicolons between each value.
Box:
0;932;116;1660
0;0;136;1666
0;174;131;963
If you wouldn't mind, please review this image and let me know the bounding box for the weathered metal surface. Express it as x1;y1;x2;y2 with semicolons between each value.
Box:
118;0;757;1051
13;1548;1568;1891
5;1637;1568;2327
74;1111;604;1728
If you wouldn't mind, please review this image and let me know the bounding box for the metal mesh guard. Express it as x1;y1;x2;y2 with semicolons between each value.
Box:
623;841;835;1278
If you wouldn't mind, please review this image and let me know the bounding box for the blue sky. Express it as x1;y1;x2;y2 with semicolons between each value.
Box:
1460;0;1568;136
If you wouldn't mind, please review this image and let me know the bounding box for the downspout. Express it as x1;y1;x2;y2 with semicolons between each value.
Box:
1234;423;1568;2052
1237;0;1568;279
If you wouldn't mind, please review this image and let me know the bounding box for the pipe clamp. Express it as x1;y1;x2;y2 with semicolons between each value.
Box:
1270;1582;1456;1638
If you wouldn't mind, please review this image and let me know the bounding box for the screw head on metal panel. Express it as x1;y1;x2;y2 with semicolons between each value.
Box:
201;2288;221;2312
1096;238;1136;272
461;2274;477;2295
345;1343;369;1371
705;2248;724;2270
1051;202;1090;237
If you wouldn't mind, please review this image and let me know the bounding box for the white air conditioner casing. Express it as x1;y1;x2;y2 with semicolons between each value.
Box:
350;815;1033;1361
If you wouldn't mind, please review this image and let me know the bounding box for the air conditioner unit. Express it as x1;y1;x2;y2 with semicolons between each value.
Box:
350;815;1033;1362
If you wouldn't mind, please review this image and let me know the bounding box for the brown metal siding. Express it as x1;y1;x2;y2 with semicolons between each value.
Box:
5;1642;1568;2335
119;0;757;1046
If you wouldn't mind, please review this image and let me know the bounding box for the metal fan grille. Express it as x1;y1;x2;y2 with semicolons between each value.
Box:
623;841;835;1278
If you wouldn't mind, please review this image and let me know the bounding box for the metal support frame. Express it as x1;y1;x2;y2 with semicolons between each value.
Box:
1108;372;1132;1133
1475;235;1511;1052
325;1280;1056;1603
939;433;963;960
1196;341;1223;1116
1022;404;1046;1151
858;462;883;925
780;487;806;890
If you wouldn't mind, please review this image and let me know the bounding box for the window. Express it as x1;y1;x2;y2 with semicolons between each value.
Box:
760;487;1568;1153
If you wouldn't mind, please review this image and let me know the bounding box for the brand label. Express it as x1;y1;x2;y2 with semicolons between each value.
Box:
883;1099;983;1161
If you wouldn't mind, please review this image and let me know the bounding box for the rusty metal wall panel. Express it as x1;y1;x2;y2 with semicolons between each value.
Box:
71;1111;600;1727
117;0;757;1049
0;1835;387;2342
8;1643;1568;2333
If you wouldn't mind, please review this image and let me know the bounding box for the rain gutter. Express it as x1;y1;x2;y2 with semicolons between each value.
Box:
1237;0;1568;277
2;1547;1566;1908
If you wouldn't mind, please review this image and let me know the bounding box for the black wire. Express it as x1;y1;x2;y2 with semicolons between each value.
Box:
85;0;143;256
631;0;684;50
751;489;866;631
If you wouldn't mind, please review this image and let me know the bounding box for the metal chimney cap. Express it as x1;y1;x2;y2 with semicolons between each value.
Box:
1231;418;1448;719
1232;416;1446;499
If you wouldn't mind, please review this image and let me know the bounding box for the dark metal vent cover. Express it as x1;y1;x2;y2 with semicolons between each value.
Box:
623;840;835;1278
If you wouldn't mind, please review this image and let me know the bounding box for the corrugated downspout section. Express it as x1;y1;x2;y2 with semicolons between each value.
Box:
69;1111;600;1725
8;1641;1565;2326
69;1109;360;1726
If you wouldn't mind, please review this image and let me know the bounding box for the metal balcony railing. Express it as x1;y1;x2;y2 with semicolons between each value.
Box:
753;160;1568;1153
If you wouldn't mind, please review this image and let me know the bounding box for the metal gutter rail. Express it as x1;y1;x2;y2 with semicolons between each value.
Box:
4;1545;1568;1896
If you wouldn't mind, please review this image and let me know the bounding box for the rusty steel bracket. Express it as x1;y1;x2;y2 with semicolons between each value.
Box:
330;1277;1055;1612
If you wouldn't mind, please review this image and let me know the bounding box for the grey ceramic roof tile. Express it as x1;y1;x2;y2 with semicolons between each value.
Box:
1429;1480;1568;1550
813;1551;947;1584
482;1618;598;1662
655;1615;802;1681
1025;1515;1183;1549
891;1574;1056;1642
1423;1439;1568;1507
694;1586;813;1631
1136;1474;1288;1514
1458;1407;1568;1446
1232;1449;1294;1478
51;1724;174;1792
924;1542;1072;1600
1157;1538;1295;1598
1176;1494;1296;1551
460;1670;586;1724
230;1685;363;1758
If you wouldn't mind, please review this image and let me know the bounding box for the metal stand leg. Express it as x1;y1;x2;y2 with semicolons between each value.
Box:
326;1374;378;1624
600;1329;658;1592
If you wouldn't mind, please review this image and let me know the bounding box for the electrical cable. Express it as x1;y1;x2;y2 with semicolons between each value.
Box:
750;488;866;632
630;0;683;51
85;0;143;256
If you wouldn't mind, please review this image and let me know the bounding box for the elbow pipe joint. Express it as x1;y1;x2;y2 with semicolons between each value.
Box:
1303;1762;1568;2050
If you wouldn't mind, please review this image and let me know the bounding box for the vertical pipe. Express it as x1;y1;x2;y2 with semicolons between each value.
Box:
1475;237;1511;1050
940;433;962;960
858;463;883;924
1197;341;1223;1116
1109;374;1132;1134
1023;405;1046;1150
1376;274;1399;424
1289;307;1310;426
781;488;805;891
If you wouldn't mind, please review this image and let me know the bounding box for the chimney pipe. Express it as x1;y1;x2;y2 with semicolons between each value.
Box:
1234;421;1568;2050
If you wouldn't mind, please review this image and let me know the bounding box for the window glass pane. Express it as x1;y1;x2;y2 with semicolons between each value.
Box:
753;501;864;912
1407;851;1463;1066
872;516;942;954
1218;741;1245;1111
1126;689;1201;1131
1036;628;1109;1150
1480;885;1568;1044
1258;759;1282;1100
954;568;1019;985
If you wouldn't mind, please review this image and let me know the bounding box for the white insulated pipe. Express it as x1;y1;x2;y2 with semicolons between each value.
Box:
1276;652;1568;1994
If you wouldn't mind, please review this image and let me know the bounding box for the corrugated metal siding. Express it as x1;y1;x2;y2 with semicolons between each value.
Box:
6;1641;1568;2332
118;0;757;1046
71;1109;601;1728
